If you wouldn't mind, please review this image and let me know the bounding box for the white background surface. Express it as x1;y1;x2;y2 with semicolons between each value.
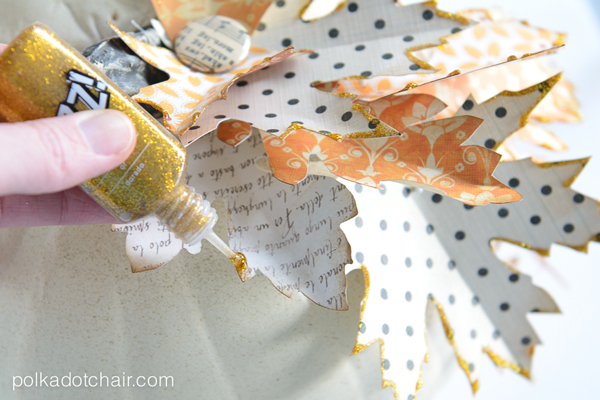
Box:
429;0;600;399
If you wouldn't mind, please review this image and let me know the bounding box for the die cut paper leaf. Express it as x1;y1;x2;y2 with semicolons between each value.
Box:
343;159;600;400
457;74;560;150
110;24;310;137
261;111;521;204
338;79;600;399
123;0;563;148
185;0;479;144
330;11;566;108
113;129;357;310
408;15;564;75
111;218;203;273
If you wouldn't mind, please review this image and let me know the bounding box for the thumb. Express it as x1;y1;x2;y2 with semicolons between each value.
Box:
0;110;136;196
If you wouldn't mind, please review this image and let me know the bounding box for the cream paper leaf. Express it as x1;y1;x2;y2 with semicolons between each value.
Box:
114;129;357;310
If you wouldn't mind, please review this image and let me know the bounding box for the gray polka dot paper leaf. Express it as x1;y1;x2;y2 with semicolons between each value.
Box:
114;129;358;310
458;75;561;151
252;0;473;82
119;0;564;149
343;155;600;398
190;0;475;141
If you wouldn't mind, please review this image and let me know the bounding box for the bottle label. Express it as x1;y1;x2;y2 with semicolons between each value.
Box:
56;70;111;116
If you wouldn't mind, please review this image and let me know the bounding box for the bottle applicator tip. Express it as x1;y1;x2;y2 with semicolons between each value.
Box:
205;230;236;259
205;230;251;283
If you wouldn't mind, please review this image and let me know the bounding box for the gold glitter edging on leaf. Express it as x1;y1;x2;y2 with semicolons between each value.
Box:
484;346;531;379
491;157;600;255
430;296;480;394
345;104;400;139
473;74;562;151
350;265;399;399
533;157;589;187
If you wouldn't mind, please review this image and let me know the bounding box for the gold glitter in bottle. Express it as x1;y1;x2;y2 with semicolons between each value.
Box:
0;24;242;268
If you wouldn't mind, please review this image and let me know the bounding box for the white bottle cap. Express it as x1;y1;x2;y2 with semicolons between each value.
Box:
174;16;251;73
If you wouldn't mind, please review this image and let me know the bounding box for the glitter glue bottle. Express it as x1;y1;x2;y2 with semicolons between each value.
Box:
0;24;248;278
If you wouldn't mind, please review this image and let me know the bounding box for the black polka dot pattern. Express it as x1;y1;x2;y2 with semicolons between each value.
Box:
356;252;364;263
485;139;496;149
500;303;510;311
380;288;388;299
348;2;358;12
495;107;507;118
315;106;327;114
432;194;443;203
281;38;291;47
462;99;474;111
423;10;434;20
455;231;465;240
563;223;575;233
573;194;585;203
368;120;379;129
341;112;353;122
498;208;509;218
509;178;520;188
375;19;385;29
541;185;552;195
329;28;339;38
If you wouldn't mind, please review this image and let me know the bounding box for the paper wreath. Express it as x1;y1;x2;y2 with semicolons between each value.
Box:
103;1;598;399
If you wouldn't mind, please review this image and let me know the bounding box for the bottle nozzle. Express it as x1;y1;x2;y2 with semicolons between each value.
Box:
155;185;250;281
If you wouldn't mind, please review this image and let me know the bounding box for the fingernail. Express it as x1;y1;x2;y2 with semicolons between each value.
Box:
78;110;135;155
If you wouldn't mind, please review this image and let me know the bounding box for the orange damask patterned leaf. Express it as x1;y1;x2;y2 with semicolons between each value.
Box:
216;119;253;146
362;93;447;134
262;116;521;205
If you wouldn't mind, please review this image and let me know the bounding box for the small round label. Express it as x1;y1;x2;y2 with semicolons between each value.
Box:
174;16;251;73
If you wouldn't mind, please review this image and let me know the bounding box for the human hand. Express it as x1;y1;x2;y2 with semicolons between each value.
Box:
0;43;136;227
